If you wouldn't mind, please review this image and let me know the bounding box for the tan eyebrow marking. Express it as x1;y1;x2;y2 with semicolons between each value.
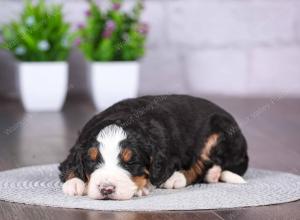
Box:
88;147;99;161
121;148;133;162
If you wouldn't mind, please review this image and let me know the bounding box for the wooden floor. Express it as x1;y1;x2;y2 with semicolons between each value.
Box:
0;95;299;220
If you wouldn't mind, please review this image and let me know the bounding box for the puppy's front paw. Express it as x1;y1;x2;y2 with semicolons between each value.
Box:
62;178;86;196
162;171;187;189
135;187;150;197
135;183;154;197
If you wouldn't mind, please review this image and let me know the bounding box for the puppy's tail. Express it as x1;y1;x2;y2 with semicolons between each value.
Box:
220;170;246;184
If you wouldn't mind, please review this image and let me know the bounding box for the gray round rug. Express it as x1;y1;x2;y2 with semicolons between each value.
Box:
0;164;299;211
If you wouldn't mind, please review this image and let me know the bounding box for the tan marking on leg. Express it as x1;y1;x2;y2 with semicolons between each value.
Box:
181;159;206;185
88;147;99;161
132;175;153;197
132;175;148;190
201;133;219;161
181;133;220;185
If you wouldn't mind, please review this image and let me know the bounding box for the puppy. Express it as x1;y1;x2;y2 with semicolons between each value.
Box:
59;95;248;200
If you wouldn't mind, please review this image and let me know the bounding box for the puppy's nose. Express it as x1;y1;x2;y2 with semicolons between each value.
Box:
99;185;116;196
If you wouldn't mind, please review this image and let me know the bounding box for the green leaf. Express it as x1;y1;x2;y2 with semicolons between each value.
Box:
76;0;148;61
95;39;114;61
0;0;72;61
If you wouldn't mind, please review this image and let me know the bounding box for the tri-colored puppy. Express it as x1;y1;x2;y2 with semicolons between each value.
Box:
59;95;249;200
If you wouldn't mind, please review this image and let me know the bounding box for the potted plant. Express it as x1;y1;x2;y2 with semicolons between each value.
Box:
1;0;72;112
76;0;148;110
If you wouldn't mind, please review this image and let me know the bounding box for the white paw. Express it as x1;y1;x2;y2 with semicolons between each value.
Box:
221;170;247;184
135;187;150;197
135;183;154;197
62;178;86;196
162;171;187;189
205;165;221;183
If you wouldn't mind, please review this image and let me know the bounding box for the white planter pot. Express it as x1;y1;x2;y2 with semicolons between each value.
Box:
89;62;139;110
18;62;68;112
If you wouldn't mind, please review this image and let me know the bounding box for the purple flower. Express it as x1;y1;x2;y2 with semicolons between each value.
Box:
138;23;149;35
102;29;112;38
112;3;121;10
74;38;81;46
102;20;116;38
77;23;85;29
85;9;91;17
106;20;116;30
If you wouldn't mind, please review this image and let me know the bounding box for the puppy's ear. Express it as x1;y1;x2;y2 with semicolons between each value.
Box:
149;151;174;187
59;146;86;183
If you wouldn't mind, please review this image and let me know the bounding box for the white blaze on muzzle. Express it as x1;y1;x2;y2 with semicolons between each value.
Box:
87;124;138;200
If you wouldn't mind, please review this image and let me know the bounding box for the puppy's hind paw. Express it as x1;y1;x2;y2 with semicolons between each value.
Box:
205;165;222;183
221;170;247;184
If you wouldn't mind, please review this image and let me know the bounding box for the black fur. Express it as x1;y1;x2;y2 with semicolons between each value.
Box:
59;95;248;186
